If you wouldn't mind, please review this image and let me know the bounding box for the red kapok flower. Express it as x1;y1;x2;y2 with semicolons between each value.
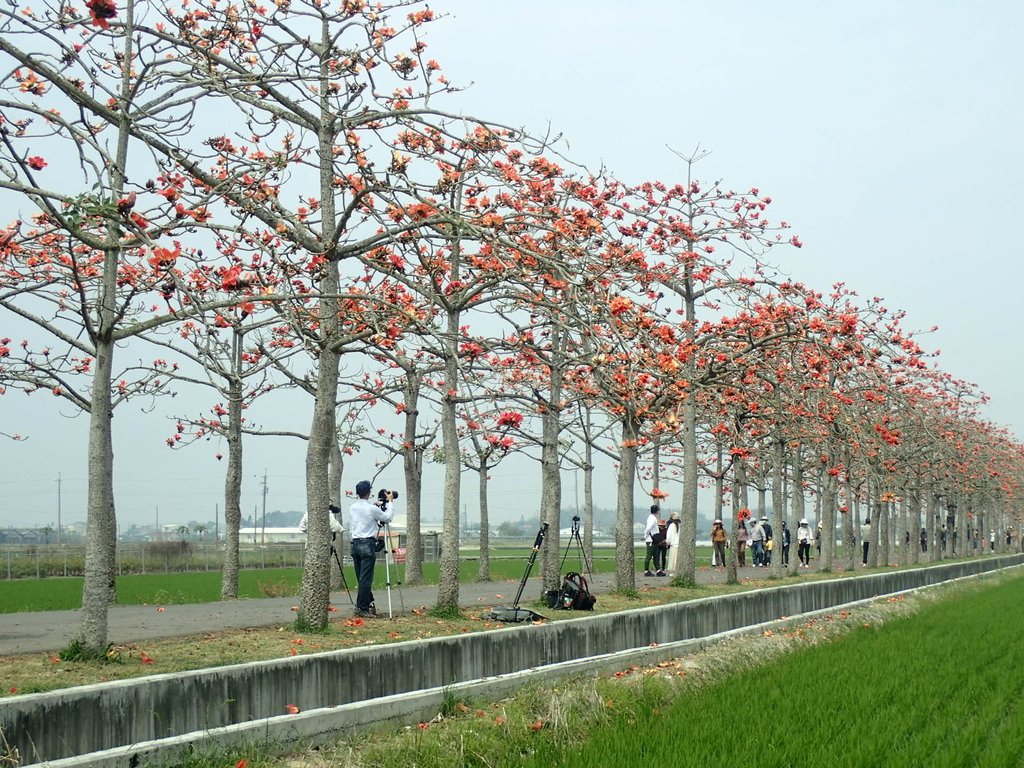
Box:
651;488;669;500
495;411;523;429
86;0;118;28
26;156;47;170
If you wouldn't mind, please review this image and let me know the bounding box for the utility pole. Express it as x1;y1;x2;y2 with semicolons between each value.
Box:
55;473;62;546
260;471;268;546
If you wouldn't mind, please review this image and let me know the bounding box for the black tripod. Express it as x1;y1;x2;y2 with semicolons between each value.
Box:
489;523;548;622
559;515;594;583
330;533;354;605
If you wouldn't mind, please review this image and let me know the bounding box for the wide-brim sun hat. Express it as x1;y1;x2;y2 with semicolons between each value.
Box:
800;519;808;525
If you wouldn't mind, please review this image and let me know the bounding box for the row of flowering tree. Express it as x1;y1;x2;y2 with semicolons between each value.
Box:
2;0;1022;657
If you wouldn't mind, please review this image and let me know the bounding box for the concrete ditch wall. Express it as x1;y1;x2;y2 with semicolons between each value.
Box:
3;555;1021;766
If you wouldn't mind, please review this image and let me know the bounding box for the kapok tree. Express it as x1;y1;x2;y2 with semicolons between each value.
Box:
145;279;299;599
351;127;579;609
128;0;550;624
0;0;247;653
609;154;803;586
482;171;622;592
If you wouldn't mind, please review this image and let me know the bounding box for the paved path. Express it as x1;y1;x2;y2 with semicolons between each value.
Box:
0;564;799;656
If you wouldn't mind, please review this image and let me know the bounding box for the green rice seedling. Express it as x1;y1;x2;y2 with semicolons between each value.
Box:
516;574;1024;768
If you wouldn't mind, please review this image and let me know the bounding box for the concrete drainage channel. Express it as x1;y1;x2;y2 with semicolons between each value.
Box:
5;556;1022;767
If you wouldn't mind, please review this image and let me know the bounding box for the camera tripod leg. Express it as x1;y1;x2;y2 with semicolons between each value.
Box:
559;519;595;583
379;523;405;617
331;545;354;605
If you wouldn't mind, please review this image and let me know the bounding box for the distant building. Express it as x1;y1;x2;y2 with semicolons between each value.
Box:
238;527;305;544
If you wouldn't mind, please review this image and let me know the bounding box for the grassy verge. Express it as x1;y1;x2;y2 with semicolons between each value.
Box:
0;576;731;697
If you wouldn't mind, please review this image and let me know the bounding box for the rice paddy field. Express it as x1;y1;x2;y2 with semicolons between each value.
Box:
515;572;1024;768
266;572;1024;768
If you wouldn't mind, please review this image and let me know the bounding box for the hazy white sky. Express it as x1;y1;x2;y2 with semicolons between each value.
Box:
3;1;1022;530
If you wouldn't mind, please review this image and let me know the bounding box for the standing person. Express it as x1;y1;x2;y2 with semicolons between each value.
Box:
349;480;394;618
796;518;813;568
711;520;728;570
300;503;346;589
736;520;749;567
665;513;681;575
861;518;871;566
816;520;823;558
654;518;668;576
761;517;774;567
920;527;928;552
299;503;344;537
643;505;660;577
749;517;765;567
780;521;791;567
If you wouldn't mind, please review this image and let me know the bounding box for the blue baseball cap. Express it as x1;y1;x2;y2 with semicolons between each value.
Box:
356;480;372;497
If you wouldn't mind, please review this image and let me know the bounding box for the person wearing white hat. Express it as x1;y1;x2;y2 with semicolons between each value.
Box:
796;518;813;568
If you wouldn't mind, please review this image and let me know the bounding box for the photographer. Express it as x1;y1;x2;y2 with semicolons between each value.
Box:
298;504;344;536
348;480;395;618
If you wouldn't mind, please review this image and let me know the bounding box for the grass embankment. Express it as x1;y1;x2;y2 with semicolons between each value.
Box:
274;572;1019;768
1;565;734;696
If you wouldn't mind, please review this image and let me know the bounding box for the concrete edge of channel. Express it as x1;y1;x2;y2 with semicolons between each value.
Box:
34;566;1017;768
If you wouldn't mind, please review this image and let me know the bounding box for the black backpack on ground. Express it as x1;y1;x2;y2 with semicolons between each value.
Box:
554;572;596;611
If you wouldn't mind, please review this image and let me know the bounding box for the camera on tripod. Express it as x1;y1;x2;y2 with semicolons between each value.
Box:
376;488;399;507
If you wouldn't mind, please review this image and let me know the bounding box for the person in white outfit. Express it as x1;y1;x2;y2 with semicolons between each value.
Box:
665;513;681;574
796;518;813;568
643;506;661;576
349;480;394;618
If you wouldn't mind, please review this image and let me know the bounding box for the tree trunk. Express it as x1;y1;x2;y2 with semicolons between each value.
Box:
220;330;244;599
435;307;463;611
726;454;739;585
791;448;806;576
539;389;562;593
582;420;595;561
821;468;838;570
297;267;340;629
539;326;565;594
614;414;640;590
770;437;786;579
79;332;116;654
678;394;698;585
401;376;424;585
477;467;491;581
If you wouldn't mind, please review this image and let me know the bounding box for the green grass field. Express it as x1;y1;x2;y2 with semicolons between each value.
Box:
515;574;1024;768
0;548;651;612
